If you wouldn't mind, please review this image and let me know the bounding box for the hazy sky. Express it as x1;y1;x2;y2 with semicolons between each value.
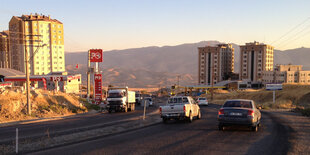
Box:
1;0;310;52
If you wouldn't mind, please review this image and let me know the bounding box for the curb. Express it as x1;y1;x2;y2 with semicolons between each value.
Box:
0;110;99;127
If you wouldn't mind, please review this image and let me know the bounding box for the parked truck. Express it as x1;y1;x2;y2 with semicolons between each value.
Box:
106;87;136;113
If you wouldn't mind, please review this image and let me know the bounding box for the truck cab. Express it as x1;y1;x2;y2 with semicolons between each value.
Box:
106;87;135;113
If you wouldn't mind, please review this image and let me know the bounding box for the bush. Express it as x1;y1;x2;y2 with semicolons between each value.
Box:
301;108;310;117
81;100;100;111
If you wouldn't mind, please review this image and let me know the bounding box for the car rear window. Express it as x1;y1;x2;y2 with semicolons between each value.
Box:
223;101;252;108
168;98;182;103
199;98;206;100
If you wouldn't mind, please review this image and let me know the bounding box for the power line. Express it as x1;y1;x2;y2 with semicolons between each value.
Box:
279;29;310;49
275;24;310;48
271;17;310;45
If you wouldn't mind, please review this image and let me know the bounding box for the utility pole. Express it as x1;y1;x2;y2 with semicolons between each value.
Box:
211;66;214;102
23;33;45;115
87;50;90;102
176;75;181;95
25;41;31;115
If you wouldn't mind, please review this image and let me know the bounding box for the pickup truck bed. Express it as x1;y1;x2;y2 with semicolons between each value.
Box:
160;96;201;123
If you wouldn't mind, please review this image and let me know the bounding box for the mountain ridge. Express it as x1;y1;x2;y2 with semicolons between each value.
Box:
65;41;310;87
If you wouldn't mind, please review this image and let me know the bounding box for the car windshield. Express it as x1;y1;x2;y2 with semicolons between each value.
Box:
223;101;252;108
108;92;123;98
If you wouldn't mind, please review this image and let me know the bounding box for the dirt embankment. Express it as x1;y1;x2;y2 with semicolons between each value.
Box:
0;89;88;123
207;84;310;110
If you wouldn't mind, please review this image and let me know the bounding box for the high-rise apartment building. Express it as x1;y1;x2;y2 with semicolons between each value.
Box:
0;31;10;68
198;44;234;85
240;41;273;82
9;14;65;75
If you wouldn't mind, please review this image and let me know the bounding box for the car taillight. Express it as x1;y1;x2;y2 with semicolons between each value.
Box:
159;107;162;114
248;110;254;117
183;105;186;112
218;109;224;115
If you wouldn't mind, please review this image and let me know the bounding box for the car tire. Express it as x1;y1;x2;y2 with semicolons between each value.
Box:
218;125;224;131
251;125;258;132
197;110;201;119
163;118;168;123
188;112;193;123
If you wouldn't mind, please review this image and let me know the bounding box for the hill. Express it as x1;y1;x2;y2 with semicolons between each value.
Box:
65;41;310;88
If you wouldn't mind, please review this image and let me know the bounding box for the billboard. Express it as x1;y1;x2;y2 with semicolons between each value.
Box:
266;84;283;90
94;74;102;104
90;49;103;62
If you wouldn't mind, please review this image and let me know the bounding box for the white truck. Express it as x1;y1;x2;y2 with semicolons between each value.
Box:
159;96;201;123
106;87;136;113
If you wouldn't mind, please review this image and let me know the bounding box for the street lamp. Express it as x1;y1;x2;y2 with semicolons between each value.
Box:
25;43;47;115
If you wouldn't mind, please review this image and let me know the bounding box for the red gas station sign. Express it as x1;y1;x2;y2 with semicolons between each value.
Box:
94;74;102;104
90;49;103;62
50;76;63;81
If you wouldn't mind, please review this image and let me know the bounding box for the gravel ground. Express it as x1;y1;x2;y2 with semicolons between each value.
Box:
0;110;161;154
270;111;310;155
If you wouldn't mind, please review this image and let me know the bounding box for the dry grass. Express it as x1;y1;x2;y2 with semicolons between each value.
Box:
207;84;310;110
0;89;88;123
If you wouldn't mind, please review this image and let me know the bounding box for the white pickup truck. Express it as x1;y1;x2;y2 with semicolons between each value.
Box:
159;96;201;123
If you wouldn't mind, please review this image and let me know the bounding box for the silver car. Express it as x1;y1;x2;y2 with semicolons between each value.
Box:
197;97;208;106
218;99;261;131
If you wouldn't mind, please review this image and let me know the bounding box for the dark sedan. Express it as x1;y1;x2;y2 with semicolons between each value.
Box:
218;99;261;131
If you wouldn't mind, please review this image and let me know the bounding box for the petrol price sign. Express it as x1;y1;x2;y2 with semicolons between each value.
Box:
90;49;103;62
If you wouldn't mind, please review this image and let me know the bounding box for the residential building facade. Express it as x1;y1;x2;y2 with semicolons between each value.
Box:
9;14;65;75
262;64;310;84
240;41;274;83
198;44;234;85
0;31;10;68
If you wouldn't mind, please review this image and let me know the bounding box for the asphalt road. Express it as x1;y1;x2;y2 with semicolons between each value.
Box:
0;106;157;144
31;104;293;155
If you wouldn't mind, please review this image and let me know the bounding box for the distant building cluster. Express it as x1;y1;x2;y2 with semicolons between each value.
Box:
198;41;310;87
263;65;310;84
